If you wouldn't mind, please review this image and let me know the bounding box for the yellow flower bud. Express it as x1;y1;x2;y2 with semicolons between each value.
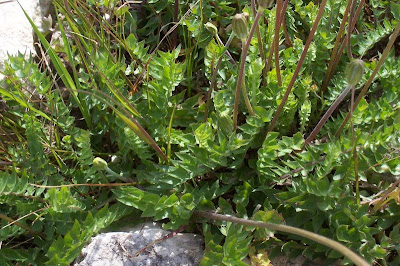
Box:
93;157;108;171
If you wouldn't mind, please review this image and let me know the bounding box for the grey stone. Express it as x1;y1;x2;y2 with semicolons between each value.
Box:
0;0;54;78
74;223;204;266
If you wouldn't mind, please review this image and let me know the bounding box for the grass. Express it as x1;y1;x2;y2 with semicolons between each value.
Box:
0;0;400;265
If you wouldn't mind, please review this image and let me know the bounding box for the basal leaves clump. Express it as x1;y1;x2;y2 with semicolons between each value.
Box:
0;0;399;265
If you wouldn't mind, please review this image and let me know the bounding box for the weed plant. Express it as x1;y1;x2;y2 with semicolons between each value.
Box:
0;0;400;265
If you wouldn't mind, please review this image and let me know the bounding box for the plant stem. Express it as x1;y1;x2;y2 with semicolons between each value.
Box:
241;39;256;117
346;0;357;59
251;0;267;79
0;213;46;238
305;85;352;146
321;0;353;94
215;34;237;65
233;8;263;130
173;0;179;49
267;0;328;133
193;210;369;266
321;0;365;94
274;0;283;87
335;20;400;137
350;84;360;205
265;0;288;74
282;0;293;47
105;167;131;183
204;33;235;122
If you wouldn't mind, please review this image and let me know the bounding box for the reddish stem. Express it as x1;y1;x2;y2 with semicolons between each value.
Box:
267;0;328;133
335;20;400;137
274;0;283;86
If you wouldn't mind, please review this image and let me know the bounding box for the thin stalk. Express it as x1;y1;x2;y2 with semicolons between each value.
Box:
204;33;235;122
167;104;177;161
241;39;256;117
263;17;273;87
265;0;288;74
305;85;352;146
267;0;328;133
75;89;168;162
321;0;365;94
193;211;369;266
1;208;48;231
282;12;293;47
350;84;360;205
251;0;267;79
321;0;352;93
1;192;47;203
173;0;179;48
0;213;45;238
133;0;200;96
335;21;400;137
233;8;263;130
105;167;132;183
32;183;137;188
346;0;357;59
215;34;237;65
146;64;151;109
274;0;283;86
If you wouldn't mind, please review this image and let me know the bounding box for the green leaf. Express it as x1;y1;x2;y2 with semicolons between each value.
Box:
47;187;85;213
336;225;361;243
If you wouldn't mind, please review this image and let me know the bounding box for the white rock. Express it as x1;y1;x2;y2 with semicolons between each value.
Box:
0;0;54;78
74;223;204;266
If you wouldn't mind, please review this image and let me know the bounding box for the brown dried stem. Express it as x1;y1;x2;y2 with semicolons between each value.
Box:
274;0;283;86
321;0;365;94
267;0;328;133
305;85;352;145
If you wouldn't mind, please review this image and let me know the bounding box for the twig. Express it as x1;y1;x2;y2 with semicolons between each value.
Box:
305;85;352;145
0;214;46;238
193;210;369;266
31;182;137;188
1;207;48;230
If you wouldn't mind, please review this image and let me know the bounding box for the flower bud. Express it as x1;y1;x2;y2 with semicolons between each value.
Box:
232;13;248;40
93;157;108;171
205;22;218;36
258;0;274;10
345;59;364;86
